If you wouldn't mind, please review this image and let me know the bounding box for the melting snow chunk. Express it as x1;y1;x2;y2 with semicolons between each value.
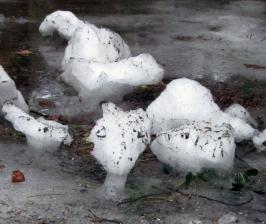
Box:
146;78;221;134
62;23;131;65
0;65;28;113
146;78;256;142
39;10;84;40
62;54;164;110
39;11;163;113
252;129;266;152
39;11;131;65
88;103;151;198
3;102;72;151
225;103;258;128
64;54;163;87
151;121;236;174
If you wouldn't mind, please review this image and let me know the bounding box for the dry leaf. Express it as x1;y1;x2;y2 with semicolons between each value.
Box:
244;64;266;70
175;35;193;41
0;165;5;170
12;170;25;183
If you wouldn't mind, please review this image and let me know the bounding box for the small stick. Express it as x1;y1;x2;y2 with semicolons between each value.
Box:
29;109;48;118
27;193;66;198
118;187;253;207
173;188;254;207
117;191;172;206
88;209;122;224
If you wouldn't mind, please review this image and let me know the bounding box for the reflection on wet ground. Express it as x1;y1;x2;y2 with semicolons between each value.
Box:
0;0;266;223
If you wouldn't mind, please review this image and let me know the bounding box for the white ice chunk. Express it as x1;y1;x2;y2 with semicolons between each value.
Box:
0;65;29;113
62;54;164;111
0;66;18;103
252;129;266;152
39;10;84;40
146;78;256;142
2;102;72;152
88;103;151;197
62;23;131;66
13;90;29;113
225;103;258;128
151;121;236;174
217;113;256;142
39;12;162;115
39;11;131;65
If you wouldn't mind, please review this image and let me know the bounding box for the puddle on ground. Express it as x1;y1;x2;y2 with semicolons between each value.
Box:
0;0;266;223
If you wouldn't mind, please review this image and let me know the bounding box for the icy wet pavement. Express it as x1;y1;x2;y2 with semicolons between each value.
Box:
0;139;265;224
0;0;266;223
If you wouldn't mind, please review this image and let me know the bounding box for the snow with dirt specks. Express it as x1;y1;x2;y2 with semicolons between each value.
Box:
88;103;151;197
146;78;256;142
151;121;236;174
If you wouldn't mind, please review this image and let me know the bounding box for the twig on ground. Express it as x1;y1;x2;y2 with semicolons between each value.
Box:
118;187;254;207
235;154;252;168
117;191;172;206
173;188;254;206
29;110;48;118
27;193;66;198
252;209;266;214
88;209;123;224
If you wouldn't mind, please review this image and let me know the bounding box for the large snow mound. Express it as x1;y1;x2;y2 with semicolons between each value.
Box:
146;78;256;142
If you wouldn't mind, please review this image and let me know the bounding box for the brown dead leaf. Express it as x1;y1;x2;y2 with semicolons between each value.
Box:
175;36;193;41
75;145;93;157
0;165;5;170
12;170;25;183
244;64;266;70
209;25;223;32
